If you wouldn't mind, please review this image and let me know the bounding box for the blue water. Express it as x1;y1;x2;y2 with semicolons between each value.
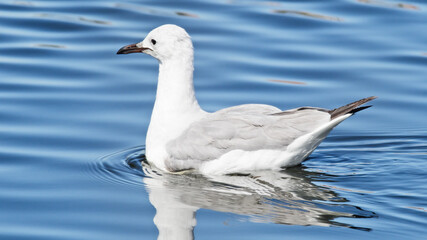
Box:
1;0;426;239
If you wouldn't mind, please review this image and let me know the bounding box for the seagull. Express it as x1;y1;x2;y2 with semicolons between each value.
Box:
117;24;376;175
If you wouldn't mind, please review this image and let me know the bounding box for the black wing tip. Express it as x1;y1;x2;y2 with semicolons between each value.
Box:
349;105;372;114
329;96;377;119
366;96;378;101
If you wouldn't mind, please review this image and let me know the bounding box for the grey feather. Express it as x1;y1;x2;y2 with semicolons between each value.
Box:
165;104;330;168
165;97;376;171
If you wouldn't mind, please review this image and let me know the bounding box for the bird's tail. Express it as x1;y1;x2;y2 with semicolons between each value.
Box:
329;96;377;120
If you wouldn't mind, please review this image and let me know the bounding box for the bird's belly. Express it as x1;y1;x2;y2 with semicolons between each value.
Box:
198;149;294;175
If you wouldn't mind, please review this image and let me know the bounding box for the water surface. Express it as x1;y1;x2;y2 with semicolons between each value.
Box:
0;0;426;239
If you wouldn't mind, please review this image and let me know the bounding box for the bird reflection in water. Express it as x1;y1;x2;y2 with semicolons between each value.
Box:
125;153;375;240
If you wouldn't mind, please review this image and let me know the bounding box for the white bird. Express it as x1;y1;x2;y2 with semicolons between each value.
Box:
117;24;376;175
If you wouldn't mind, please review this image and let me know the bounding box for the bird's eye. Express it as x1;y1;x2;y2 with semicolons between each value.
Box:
151;39;157;45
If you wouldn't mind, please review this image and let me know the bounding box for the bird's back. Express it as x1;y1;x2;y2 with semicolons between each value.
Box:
164;104;331;171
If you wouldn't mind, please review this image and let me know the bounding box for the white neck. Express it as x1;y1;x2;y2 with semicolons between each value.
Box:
146;55;206;170
154;56;201;116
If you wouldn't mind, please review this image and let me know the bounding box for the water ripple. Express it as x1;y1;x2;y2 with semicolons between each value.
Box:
357;0;420;11
35;13;111;25
89;146;146;188
90;146;377;231
114;3;199;19
273;10;343;22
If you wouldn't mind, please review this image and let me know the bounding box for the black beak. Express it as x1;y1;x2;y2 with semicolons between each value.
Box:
116;43;150;54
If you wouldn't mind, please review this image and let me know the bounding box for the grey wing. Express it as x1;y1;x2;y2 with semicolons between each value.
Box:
166;104;330;168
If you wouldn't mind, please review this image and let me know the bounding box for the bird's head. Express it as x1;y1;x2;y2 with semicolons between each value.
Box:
117;24;193;63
